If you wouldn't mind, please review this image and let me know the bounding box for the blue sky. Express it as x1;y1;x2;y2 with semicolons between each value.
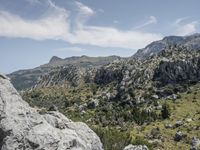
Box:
0;0;200;73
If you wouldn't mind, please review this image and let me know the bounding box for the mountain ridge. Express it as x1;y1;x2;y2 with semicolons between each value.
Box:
8;55;121;90
133;33;200;58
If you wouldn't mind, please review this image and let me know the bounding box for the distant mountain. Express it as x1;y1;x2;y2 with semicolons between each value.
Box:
45;55;121;68
133;33;200;58
17;34;200;150
8;33;200;91
8;55;121;90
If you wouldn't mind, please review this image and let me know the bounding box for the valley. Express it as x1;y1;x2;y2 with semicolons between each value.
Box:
8;34;200;150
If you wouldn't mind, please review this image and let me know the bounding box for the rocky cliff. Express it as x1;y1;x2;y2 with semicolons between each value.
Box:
0;74;103;150
133;33;200;58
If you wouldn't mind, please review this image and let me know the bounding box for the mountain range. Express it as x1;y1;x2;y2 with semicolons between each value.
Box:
6;33;200;150
8;33;200;91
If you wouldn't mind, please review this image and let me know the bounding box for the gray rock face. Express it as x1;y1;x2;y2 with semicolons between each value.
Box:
133;33;200;58
0;75;103;150
123;144;149;150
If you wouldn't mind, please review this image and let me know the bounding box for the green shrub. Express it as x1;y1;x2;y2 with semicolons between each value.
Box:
132;136;153;150
93;127;131;150
161;103;170;119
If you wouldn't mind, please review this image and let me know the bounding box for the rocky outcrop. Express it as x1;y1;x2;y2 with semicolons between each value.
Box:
153;57;200;85
35;65;84;88
123;144;149;150
94;62;124;85
0;75;103;150
133;33;200;58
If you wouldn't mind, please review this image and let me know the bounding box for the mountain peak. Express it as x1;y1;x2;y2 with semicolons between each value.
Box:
49;56;63;63
133;33;200;58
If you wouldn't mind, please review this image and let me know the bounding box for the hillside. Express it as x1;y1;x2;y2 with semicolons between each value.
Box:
8;55;121;90
22;42;200;149
6;34;200;150
0;74;103;150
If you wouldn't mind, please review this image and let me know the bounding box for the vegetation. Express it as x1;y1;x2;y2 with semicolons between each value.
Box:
93;127;131;150
22;82;200;150
161;103;170;119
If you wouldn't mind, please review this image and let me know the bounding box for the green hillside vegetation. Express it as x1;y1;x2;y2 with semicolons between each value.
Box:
22;82;200;150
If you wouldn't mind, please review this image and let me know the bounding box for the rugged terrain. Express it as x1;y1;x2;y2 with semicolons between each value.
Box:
8;34;200;150
8;55;120;90
133;33;200;58
0;74;103;150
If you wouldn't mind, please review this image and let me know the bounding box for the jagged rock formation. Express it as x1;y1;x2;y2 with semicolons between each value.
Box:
35;65;85;88
133;33;200;58
0;75;103;150
8;34;200;91
32;45;200;105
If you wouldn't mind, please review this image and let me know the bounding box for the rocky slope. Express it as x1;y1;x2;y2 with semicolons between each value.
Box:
0;74;103;150
7;33;200;150
8;55;121;90
133;33;200;58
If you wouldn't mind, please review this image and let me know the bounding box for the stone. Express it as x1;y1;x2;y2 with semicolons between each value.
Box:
174;131;183;141
164;123;173;129
87;99;99;109
152;94;159;99
148;139;162;147
190;137;200;150
48;105;58;111
78;103;87;111
123;144;149;150
0;75;103;150
172;94;177;100
186;118;193;122
174;120;184;128
156;105;162;110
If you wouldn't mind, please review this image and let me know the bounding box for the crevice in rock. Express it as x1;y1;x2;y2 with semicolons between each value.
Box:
0;129;10;148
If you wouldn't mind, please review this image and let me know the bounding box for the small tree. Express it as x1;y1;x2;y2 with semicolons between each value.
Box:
161;103;170;119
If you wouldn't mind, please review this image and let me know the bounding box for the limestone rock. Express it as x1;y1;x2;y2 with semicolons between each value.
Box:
174;120;184;128
123;144;149;150
174;131;184;141
87;99;99;109
0;75;103;150
190;137;200;150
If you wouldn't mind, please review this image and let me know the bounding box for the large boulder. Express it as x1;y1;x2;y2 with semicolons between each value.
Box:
0;74;103;150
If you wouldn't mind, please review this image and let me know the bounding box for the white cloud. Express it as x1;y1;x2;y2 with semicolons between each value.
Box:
67;26;162;49
0;10;70;40
0;1;162;49
133;16;157;29
56;47;85;52
75;1;94;16
148;16;157;24
174;18;198;36
174;17;188;25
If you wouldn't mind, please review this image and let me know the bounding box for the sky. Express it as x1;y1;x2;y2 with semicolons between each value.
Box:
0;0;200;73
